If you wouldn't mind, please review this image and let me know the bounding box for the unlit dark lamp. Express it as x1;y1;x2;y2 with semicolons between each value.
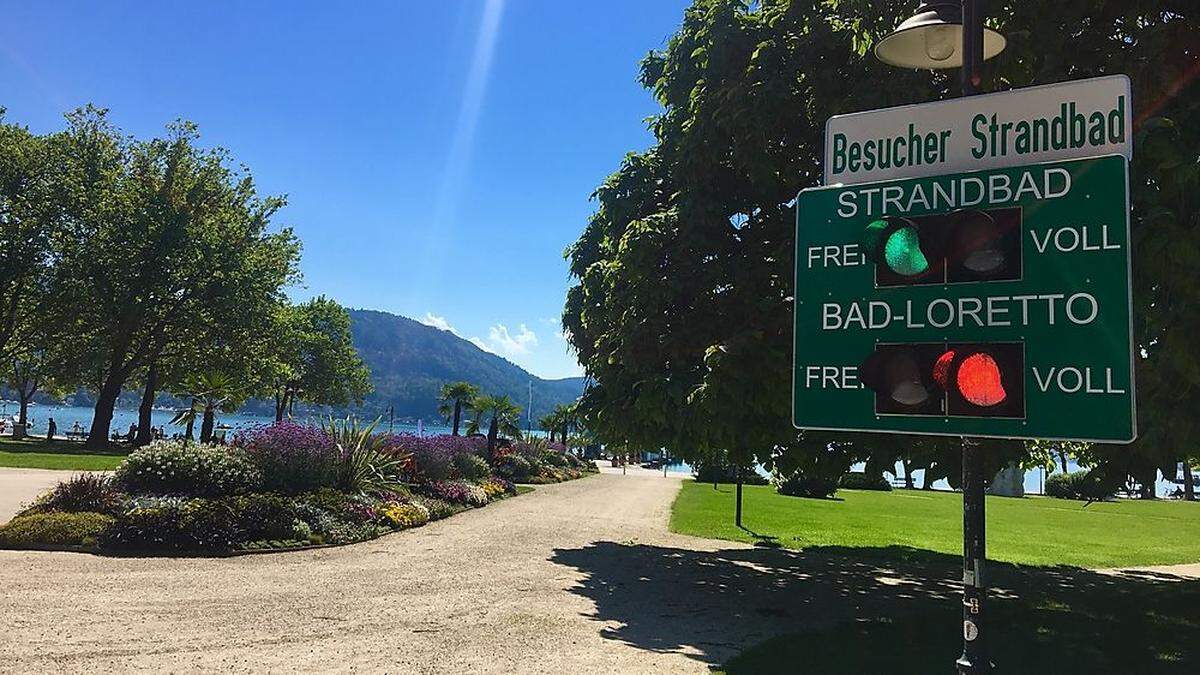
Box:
875;2;1006;70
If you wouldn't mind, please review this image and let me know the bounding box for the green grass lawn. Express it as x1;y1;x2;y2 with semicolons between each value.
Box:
669;481;1200;673
0;437;128;471
671;481;1200;568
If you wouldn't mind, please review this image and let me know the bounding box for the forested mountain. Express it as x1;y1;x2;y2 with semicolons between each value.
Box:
347;309;585;421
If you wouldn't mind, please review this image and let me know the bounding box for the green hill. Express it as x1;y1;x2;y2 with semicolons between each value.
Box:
348;308;585;422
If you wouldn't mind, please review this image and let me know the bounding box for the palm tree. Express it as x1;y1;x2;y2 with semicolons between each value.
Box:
538;411;561;442
178;370;242;443
468;394;522;458
553;402;578;450
438;381;479;436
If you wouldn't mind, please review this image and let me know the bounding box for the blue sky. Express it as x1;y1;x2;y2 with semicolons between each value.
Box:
0;0;690;379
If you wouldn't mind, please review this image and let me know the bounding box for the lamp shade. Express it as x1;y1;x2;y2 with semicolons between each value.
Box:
875;2;1006;69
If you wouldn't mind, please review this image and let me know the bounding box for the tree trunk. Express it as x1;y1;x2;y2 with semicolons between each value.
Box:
135;363;158;446
452;401;462;436
487;416;499;460
185;398;197;441
1183;459;1195;501
85;374;124;450
17;388;32;425
549;429;556;443
274;390;286;423
902;460;914;489
1058;450;1069;474
1139;468;1156;499
922;463;935;490
200;404;215;443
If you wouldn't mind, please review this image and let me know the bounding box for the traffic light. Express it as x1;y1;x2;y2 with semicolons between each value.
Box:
861;207;1022;287
860;341;1025;418
944;208;1022;283
861;215;946;287
934;342;1025;418
859;343;946;415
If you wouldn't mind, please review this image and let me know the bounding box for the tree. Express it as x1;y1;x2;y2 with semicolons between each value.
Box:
563;0;1196;483
0;111;58;364
266;297;373;422
177;370;244;444
438;381;479;436
538;411;560;442
468;394;522;458
44;107;300;449
6;351;71;429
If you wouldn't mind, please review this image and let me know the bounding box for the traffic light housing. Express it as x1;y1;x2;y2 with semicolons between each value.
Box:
862;207;1022;287
860;341;1025;419
935;342;1025;418
859;343;946;415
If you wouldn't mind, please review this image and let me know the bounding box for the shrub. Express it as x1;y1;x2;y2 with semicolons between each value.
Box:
235;422;338;493
410;495;458;520
692;456;769;485
478;476;515;499
103;498;237;551
426;480;489;506
29;474;127;515
839;472;893;491
379;501;431;529
541;451;570;468
453;453;491;481
387;433;485;482
1046;470;1115;501
225;493;298;541
494;454;532;481
324;417;410;494
0;512;114;549
102;494;303;551
115;441;261;497
775;473;839;499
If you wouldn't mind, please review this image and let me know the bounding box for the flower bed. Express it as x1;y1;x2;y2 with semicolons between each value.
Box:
0;422;594;556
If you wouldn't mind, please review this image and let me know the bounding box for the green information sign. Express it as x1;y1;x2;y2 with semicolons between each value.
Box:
793;154;1135;442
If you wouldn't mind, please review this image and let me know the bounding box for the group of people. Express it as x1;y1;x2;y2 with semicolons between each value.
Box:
119;423;168;443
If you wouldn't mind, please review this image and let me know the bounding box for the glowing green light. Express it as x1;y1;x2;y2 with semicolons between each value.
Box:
884;226;929;276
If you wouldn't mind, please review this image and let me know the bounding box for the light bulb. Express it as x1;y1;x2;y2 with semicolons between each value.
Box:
923;25;956;62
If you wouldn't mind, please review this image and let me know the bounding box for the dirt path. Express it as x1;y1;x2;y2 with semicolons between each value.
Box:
0;468;784;674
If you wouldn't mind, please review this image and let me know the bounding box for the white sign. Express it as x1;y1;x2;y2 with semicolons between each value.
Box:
824;75;1132;186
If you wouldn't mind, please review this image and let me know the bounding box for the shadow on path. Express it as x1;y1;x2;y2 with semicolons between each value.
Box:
549;542;1200;672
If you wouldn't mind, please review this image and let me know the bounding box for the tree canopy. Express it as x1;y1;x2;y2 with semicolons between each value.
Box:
563;0;1198;490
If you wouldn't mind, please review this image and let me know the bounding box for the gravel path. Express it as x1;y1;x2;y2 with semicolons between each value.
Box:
1;467;808;674
0;468;79;524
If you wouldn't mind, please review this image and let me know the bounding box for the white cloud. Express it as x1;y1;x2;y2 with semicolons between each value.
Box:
420;313;458;335
467;323;538;357
468;336;495;353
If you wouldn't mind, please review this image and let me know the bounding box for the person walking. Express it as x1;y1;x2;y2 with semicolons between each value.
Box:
46;417;57;441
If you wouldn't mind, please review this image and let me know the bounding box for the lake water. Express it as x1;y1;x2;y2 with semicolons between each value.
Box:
0;403;456;441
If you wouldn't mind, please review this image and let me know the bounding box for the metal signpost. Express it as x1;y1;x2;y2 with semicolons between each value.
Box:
793;2;1138;672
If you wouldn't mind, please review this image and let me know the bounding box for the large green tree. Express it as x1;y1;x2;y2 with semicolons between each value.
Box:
0;110;60;365
46;107;300;448
266;296;373;422
564;0;1195;488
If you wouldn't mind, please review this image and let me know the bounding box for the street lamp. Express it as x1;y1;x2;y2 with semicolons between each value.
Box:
875;2;1006;674
875;2;1005;70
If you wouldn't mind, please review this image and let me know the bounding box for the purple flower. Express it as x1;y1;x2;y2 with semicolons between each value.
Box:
234;422;338;493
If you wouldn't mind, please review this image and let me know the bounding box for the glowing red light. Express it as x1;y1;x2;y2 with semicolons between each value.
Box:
933;350;955;388
956;353;1007;407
